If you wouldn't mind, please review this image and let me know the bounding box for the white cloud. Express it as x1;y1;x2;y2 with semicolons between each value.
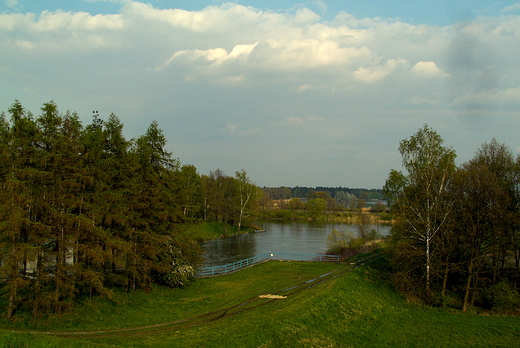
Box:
154;42;259;71
354;58;408;82
222;124;238;132
120;1;286;33
0;12;35;30
287;117;303;125
4;0;19;9
451;86;520;108
407;96;440;105
260;38;372;71
501;3;520;13
313;1;327;13
154;36;374;81
0;10;124;55
30;10;124;32
411;61;450;78
293;8;321;24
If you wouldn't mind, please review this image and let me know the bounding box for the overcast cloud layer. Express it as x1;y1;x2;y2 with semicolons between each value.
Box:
1;1;520;188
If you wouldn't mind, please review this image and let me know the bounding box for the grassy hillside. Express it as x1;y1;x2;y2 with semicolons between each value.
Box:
1;256;518;347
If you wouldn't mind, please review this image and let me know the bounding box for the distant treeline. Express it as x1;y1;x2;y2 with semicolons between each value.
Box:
262;186;383;201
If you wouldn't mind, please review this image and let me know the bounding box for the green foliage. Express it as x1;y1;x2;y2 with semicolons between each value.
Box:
201;169;261;228
164;241;196;288
485;281;520;313
0;101;203;318
370;200;386;213
326;228;355;252
273;209;299;220
386;126;520;312
326;227;381;259
286;197;304;210
306;198;327;220
177;165;204;221
256;209;304;220
379;212;393;221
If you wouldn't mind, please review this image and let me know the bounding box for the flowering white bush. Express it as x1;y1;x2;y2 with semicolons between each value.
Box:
166;241;196;287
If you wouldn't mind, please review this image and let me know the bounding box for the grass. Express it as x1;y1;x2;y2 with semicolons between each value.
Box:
1;257;519;347
183;222;254;241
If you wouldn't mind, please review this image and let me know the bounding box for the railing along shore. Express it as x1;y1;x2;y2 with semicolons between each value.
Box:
197;252;341;277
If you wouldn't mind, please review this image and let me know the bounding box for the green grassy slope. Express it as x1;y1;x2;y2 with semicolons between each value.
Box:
1;257;518;347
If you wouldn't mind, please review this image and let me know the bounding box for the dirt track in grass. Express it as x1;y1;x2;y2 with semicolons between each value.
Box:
25;254;380;338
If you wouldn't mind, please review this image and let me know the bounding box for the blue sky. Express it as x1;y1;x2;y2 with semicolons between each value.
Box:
4;0;517;25
2;0;520;188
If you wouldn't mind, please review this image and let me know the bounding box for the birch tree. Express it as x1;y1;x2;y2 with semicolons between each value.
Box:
385;125;456;297
235;169;254;232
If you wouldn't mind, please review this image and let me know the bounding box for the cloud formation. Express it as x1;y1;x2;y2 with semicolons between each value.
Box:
411;61;449;78
1;1;520;187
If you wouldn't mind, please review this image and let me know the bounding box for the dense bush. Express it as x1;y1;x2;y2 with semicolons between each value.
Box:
326;227;382;260
485;281;520;313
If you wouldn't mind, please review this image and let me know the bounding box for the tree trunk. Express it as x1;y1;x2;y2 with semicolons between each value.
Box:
6;242;18;319
515;247;520;287
6;284;16;319
425;223;432;297
492;230;498;284
470;271;480;306
462;259;474;312
441;262;449;300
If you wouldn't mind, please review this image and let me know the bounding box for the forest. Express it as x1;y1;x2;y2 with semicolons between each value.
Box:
0;101;260;318
384;125;520;313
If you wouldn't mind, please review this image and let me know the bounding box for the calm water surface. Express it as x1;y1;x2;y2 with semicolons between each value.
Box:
201;221;391;267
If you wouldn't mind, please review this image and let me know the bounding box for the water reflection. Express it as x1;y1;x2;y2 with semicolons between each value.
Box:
201;221;391;267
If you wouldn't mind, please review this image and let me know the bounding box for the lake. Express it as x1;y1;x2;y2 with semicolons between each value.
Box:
201;220;391;267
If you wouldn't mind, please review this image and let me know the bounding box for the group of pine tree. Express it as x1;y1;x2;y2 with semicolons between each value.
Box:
0;101;259;318
385;125;520;312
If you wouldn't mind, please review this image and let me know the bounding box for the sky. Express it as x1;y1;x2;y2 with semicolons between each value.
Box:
1;1;520;189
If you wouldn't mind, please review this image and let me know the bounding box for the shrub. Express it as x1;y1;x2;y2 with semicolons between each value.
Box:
390;271;423;298
273;209;296;220
379;212;393;221
326;228;355;253
485;281;520;313
326;228;383;260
